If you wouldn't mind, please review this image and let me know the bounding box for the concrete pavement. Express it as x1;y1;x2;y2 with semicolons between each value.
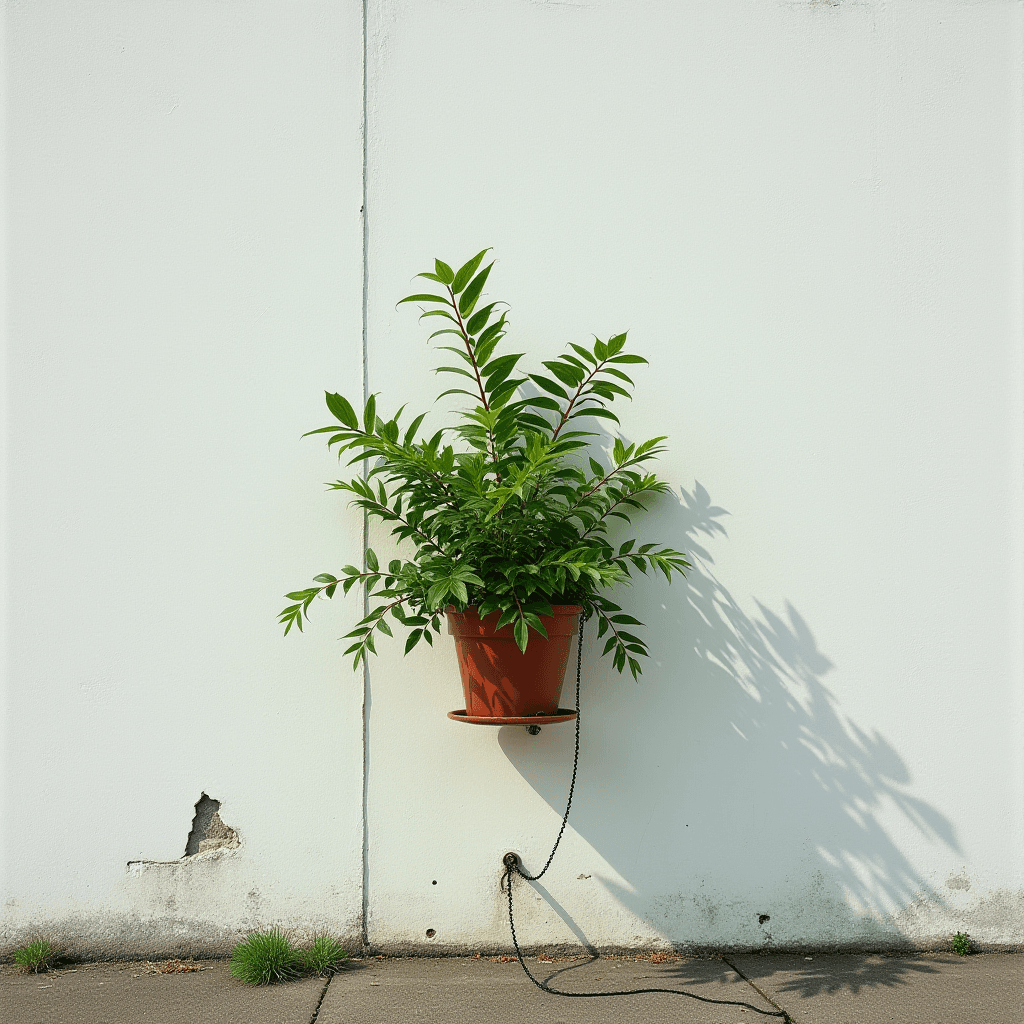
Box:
729;951;1023;1024
0;959;326;1024
317;955;777;1024
2;952;1020;1023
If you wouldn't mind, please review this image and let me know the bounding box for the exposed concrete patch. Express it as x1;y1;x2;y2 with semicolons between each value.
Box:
184;794;239;856
126;793;240;871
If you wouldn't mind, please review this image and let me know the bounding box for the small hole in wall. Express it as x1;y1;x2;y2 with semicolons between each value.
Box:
432;880;437;885
758;914;770;925
425;928;436;939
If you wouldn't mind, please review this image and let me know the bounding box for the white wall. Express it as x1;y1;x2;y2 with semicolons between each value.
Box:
363;0;1024;951
3;0;1022;959
1;2;366;956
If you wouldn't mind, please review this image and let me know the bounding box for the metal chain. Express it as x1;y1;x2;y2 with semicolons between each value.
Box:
500;614;789;1020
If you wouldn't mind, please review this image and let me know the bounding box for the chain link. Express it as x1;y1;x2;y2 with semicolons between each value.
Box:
500;613;789;1020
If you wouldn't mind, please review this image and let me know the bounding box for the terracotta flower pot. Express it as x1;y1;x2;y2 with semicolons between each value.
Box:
446;604;582;719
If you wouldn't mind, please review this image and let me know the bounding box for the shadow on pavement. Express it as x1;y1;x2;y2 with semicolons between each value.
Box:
727;952;943;997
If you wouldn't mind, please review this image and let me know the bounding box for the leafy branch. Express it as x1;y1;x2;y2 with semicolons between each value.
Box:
281;250;689;673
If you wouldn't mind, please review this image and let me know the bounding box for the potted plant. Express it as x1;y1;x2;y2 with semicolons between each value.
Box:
280;250;689;721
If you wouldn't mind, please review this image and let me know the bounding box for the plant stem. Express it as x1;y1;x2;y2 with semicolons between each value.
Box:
446;284;501;480
362;496;447;555
550;357;611;441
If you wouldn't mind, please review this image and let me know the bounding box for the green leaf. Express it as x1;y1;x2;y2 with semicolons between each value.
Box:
570;407;619;424
523;613;549;639
496;607;518;630
325;392;358;429
488;377;525;408
458;262;493;318
417;309;459;323
405;629;423;653
435;387;477;401
521;395;561;412
466;302;498;336
569;342;598;365
609;354;648;364
435;259;454;284
543;360;584;388
603;367;634;384
365;549;379;572
451;249;490;294
476;315;506;350
483;352;524;390
528;374;569;400
363;394;377;433
513;616;529;653
610;612;643;625
403;412;426;445
397;293;451;306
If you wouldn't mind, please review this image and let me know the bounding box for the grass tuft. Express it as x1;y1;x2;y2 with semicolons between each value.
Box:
230;930;300;985
297;934;349;976
952;931;972;956
13;940;57;974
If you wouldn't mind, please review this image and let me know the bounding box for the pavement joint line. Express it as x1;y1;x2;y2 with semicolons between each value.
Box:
308;974;333;1024
723;957;795;1024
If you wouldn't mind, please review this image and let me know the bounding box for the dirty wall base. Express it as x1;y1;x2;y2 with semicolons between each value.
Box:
0;913;363;964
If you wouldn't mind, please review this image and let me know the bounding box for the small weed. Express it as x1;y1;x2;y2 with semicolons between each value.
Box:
230;930;300;985
952;931;971;956
297;934;348;976
13;940;57;974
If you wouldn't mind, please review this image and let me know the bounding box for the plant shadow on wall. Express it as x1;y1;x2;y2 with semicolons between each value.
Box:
499;481;961;977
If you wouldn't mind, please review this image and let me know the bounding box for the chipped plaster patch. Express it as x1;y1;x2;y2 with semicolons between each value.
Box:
126;793;240;872
184;794;239;856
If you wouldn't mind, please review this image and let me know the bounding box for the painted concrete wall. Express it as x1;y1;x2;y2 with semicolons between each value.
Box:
363;0;1024;952
3;0;1023;959
1;2;366;956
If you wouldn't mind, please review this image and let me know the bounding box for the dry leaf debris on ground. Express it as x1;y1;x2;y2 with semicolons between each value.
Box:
134;960;207;975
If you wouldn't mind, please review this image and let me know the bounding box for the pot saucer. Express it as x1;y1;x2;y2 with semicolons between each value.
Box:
447;709;577;726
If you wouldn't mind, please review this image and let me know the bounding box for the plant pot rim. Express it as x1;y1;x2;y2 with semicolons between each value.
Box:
446;604;582;641
444;603;584;614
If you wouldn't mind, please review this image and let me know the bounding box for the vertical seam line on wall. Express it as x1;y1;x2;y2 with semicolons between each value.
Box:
360;0;371;954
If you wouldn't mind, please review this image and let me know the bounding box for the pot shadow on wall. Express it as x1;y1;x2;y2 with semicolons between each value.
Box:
498;481;960;965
